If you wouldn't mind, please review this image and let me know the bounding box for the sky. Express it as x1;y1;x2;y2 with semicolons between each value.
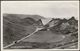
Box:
1;1;79;19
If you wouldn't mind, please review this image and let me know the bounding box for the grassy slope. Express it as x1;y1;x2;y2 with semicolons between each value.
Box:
3;14;78;49
3;14;40;46
22;30;65;43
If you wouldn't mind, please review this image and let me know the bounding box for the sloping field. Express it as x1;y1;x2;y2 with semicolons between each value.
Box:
22;30;65;43
9;32;77;49
8;30;66;49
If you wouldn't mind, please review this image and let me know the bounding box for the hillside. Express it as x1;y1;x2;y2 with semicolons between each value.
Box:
50;17;78;34
3;14;78;49
3;13;45;21
3;14;40;46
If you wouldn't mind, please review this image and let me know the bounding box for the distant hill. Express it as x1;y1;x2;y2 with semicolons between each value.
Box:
3;13;45;26
20;17;36;26
68;16;78;26
3;13;45;21
3;14;22;24
49;16;78;34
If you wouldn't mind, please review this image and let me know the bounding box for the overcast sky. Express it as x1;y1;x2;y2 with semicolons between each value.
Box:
1;1;79;19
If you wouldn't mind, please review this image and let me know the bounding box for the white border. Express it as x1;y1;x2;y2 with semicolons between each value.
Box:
1;3;3;51
1;1;79;51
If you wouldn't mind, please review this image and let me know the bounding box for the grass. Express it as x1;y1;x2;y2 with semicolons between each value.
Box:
22;30;65;43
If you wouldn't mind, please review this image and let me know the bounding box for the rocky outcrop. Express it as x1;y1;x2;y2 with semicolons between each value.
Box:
50;16;78;34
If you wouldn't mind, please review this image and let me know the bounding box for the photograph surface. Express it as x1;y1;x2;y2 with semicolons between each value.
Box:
1;1;79;49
